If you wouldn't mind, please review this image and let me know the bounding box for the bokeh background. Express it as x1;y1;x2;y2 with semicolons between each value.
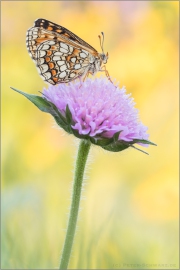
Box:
1;1;179;269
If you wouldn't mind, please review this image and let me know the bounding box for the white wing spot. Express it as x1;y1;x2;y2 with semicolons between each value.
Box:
74;64;81;70
59;71;66;78
38;51;46;57
82;49;88;55
31;28;38;34
53;56;61;61
30;34;38;39
57;60;65;66
46;40;56;45
54;52;63;56
37;58;45;65
69;46;73;53
40;64;49;73
43;72;52;80
70;72;76;78
39;44;50;50
60;42;69;50
27;39;34;45
60;47;68;53
80;52;87;58
60;64;67;71
71;57;76;63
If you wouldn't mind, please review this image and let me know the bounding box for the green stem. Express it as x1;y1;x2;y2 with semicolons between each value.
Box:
59;139;91;269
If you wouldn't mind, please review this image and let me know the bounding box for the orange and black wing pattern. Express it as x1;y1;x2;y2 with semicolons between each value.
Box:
26;18;98;84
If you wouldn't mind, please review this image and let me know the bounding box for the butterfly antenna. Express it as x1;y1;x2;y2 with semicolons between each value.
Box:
98;34;102;50
98;32;104;53
101;32;104;53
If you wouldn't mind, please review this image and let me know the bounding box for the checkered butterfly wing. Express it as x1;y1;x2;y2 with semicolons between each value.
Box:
26;18;99;84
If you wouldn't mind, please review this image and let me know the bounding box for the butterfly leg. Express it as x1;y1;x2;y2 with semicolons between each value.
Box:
78;76;83;88
82;71;90;82
78;68;90;88
78;73;88;88
100;65;113;84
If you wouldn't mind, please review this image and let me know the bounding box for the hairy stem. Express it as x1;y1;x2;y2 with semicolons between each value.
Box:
59;139;91;269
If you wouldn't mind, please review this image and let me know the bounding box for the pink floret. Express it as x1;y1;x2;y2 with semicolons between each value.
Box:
43;78;149;143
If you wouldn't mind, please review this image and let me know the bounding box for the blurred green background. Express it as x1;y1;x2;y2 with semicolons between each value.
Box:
1;1;179;269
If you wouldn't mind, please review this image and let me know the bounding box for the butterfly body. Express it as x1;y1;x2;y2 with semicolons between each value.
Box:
26;18;109;85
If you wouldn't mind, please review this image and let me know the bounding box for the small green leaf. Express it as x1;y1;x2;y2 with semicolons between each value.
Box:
113;131;122;142
129;145;149;155
90;131;122;148
90;136;114;146
71;128;89;140
131;139;157;146
102;141;130;152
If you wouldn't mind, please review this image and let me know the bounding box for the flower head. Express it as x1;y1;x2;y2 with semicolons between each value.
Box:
11;78;155;153
42;78;154;153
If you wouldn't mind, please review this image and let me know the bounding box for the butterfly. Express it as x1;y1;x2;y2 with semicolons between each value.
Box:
26;18;111;85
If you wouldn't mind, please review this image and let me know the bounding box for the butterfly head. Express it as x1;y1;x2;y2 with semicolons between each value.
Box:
100;52;109;64
99;32;109;64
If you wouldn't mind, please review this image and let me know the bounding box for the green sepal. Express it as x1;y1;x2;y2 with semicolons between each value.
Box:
102;141;130;152
113;131;122;142
89;131;121;147
131;139;157;146
90;136;114;146
101;136;156;153
65;105;73;125
71;129;89;140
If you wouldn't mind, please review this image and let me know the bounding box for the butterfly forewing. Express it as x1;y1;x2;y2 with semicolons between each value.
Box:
26;18;99;84
34;18;98;54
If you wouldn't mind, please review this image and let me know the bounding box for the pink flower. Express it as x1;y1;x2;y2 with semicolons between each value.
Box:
12;77;155;153
43;78;149;145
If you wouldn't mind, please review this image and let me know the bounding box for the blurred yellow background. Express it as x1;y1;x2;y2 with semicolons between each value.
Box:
2;1;179;269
